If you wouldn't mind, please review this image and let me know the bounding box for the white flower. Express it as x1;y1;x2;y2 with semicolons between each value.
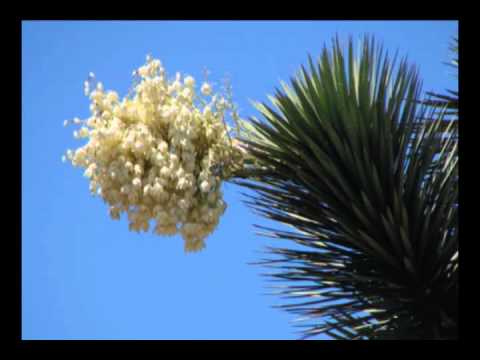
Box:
179;198;189;210
181;88;192;99
201;82;212;96
152;59;161;69
132;177;142;187
107;92;119;103
184;76;195;87
134;164;143;175
79;127;89;138
138;66;148;77
160;166;170;178
176;167;185;179
177;177;187;190
200;180;210;193
143;184;151;196
84;168;93;178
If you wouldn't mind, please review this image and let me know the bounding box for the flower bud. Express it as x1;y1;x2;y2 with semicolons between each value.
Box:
201;82;212;96
184;76;195;87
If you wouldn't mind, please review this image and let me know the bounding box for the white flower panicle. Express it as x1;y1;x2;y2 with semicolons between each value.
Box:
63;55;244;253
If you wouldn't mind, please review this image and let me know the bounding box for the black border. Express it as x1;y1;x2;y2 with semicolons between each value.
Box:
14;16;464;354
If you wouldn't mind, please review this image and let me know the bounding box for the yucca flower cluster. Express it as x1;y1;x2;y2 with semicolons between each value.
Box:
63;56;245;252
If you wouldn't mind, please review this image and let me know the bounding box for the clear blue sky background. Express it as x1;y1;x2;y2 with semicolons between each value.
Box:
22;20;458;340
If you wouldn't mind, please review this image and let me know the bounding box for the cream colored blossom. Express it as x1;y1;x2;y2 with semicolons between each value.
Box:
64;56;245;252
184;76;195;87
201;82;212;96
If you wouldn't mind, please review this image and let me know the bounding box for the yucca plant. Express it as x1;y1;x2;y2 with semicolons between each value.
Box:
233;36;458;340
421;37;458;124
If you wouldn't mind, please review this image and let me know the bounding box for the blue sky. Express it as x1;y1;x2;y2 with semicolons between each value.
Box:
22;20;458;340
